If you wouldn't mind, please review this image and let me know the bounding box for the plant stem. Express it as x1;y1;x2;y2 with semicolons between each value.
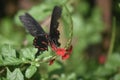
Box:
108;17;116;56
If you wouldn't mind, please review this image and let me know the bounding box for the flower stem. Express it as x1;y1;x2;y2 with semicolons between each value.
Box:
108;17;116;56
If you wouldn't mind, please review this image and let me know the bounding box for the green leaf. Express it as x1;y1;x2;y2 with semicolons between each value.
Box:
113;73;120;80
0;55;3;65
1;44;16;58
0;77;8;80
36;47;51;60
3;57;22;66
0;45;22;66
67;73;76;80
106;53;120;69
94;66;115;77
7;68;24;80
7;68;12;77
48;61;62;72
25;65;37;79
20;48;36;60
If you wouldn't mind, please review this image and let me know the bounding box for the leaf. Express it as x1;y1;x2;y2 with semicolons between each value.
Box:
25;65;37;79
0;77;8;80
1;44;16;58
48;61;62;72
3;57;22;66
94;66;115;77
113;73;120;80
0;45;22;66
106;53;120;69
67;73;76;80
7;68;12;77
7;68;24;80
36;47;51;60
0;55;3;65
20;48;36;60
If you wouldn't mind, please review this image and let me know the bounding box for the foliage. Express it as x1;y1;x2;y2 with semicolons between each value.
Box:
0;0;120;80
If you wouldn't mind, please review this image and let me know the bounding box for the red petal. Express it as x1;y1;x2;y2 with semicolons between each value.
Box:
56;48;66;56
62;54;70;60
49;59;55;65
98;55;106;64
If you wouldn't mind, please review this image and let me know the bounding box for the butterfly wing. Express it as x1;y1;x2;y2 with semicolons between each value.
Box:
19;13;49;55
19;13;45;37
49;6;62;47
33;35;48;56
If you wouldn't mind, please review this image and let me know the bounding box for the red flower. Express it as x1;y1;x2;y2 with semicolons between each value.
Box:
98;55;106;64
49;59;55;65
62;54;70;60
51;43;73;60
62;46;73;60
56;48;66;56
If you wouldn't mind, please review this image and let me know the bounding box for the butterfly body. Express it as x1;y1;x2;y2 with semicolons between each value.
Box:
33;35;49;51
19;6;62;56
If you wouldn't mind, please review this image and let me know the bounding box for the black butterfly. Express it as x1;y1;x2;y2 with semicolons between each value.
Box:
19;6;62;56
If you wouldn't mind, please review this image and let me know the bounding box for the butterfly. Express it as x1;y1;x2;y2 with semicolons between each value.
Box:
19;6;62;56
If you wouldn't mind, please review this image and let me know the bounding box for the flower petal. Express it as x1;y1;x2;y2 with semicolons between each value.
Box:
56;48;66;56
62;54;70;60
98;55;106;64
49;59;55;65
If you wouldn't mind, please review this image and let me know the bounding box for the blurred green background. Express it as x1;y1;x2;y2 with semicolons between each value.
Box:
0;0;120;80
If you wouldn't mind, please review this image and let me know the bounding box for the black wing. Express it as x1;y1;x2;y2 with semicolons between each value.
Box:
19;13;45;37
49;6;62;47
33;35;49;56
20;13;49;56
